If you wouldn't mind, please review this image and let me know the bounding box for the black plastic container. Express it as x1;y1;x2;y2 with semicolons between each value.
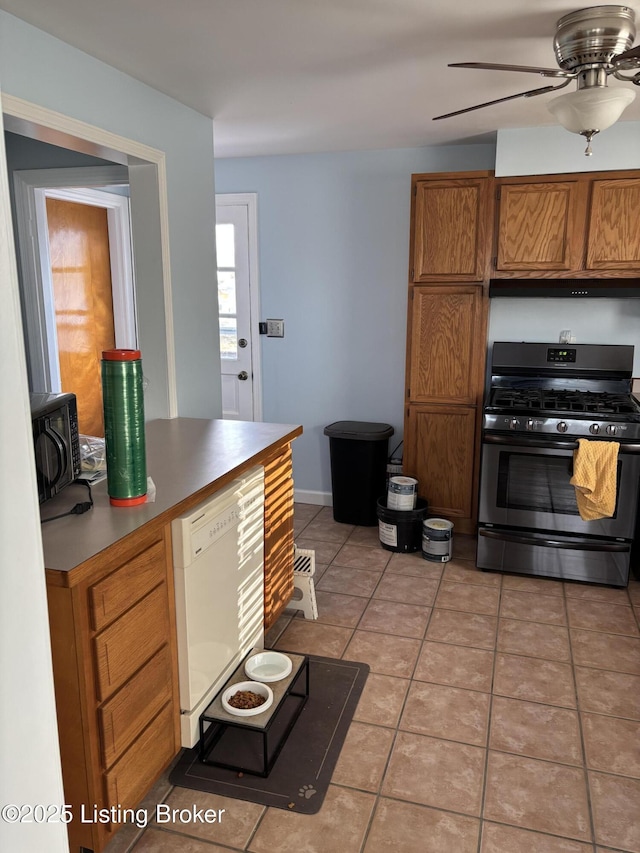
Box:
377;496;429;553
324;421;394;526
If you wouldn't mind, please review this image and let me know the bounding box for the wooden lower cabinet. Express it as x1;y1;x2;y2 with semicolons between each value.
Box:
46;524;180;853
263;443;295;630
404;277;488;535
404;404;478;535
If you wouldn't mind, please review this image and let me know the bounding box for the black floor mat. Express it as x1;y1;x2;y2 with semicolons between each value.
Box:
169;654;369;814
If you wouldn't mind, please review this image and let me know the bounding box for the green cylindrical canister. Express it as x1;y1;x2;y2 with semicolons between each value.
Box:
101;349;147;507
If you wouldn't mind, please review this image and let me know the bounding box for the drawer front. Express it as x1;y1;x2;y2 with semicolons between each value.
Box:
89;539;166;632
94;584;170;701
104;702;176;812
99;645;173;768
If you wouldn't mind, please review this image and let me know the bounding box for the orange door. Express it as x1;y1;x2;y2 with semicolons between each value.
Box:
46;198;115;437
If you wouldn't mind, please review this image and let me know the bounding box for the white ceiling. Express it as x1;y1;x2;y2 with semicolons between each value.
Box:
2;0;640;158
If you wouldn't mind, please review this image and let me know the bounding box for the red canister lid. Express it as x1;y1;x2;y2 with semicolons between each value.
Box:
102;349;142;361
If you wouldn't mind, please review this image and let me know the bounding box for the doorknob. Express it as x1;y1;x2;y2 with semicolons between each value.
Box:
238;338;248;348
237;371;249;381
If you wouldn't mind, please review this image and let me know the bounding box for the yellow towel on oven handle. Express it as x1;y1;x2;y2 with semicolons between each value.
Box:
569;438;619;521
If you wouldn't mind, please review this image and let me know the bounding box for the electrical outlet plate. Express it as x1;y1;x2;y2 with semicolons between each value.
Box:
266;319;284;337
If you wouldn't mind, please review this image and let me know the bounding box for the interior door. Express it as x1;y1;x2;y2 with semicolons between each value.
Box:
215;197;259;420
46;197;116;436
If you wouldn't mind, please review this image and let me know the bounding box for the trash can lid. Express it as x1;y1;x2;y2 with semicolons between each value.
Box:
323;421;394;441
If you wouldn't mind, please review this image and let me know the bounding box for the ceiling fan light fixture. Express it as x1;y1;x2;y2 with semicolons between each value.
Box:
547;85;636;134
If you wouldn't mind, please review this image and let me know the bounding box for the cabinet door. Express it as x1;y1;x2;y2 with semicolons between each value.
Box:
47;526;180;853
411;177;491;282
586;178;640;270
263;444;295;629
104;703;176;811
404;405;477;522
407;286;486;405
99;645;173;767
93;584;171;701
495;181;586;272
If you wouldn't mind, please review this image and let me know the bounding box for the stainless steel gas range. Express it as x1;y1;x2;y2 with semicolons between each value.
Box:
477;342;640;587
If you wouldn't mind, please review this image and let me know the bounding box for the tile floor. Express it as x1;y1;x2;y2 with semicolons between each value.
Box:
106;503;640;853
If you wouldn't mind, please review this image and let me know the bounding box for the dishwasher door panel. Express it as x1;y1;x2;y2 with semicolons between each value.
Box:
175;524;243;712
172;467;264;747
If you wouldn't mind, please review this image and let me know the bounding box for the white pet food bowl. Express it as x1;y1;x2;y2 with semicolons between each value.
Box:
221;681;273;717
244;651;293;683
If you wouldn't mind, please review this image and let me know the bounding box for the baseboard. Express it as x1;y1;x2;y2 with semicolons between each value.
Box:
294;489;332;506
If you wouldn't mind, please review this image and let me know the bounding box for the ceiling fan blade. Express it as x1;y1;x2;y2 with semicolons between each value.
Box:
613;44;640;68
433;82;568;121
449;62;575;79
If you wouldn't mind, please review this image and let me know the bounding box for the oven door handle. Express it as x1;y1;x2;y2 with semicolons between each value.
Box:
479;528;630;553
484;434;578;450
482;433;640;453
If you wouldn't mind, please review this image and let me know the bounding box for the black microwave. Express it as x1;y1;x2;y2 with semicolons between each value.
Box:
30;392;81;504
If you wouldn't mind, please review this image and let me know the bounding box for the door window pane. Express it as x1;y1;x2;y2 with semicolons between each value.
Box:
216;224;238;360
217;270;237;315
215;223;235;267
218;316;237;360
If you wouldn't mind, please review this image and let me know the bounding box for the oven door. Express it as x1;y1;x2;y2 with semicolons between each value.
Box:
478;434;640;540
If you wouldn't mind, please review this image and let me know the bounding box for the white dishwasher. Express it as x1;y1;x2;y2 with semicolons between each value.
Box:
172;465;265;747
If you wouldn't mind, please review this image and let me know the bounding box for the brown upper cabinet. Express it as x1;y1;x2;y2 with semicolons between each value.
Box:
493;171;640;279
494;179;587;273
587;177;640;270
410;172;493;282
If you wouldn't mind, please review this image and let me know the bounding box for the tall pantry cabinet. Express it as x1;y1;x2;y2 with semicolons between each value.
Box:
404;171;494;535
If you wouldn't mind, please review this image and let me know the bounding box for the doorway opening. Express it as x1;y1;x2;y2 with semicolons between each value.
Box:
14;167;135;435
3;94;177;421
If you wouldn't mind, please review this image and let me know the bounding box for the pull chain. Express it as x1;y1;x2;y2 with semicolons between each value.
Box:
581;129;598;157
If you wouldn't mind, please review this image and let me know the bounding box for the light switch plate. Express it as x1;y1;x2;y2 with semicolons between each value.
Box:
266;319;284;337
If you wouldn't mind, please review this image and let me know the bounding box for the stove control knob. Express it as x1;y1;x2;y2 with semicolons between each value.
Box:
557;421;568;433
589;423;600;435
526;419;535;431
606;424;617;436
509;418;519;430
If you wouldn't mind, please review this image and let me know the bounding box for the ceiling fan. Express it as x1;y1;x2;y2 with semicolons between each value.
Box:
434;5;640;155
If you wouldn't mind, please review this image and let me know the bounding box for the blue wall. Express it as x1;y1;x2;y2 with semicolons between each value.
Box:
215;145;495;499
496;123;640;176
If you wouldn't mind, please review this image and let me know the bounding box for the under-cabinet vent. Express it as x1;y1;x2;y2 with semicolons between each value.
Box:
489;279;640;298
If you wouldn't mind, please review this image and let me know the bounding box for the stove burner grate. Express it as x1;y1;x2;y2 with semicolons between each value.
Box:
489;389;640;417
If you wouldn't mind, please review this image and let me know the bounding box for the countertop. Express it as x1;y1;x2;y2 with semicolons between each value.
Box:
41;418;302;576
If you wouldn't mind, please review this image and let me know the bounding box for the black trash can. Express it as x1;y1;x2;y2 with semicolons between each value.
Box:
324;421;394;526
